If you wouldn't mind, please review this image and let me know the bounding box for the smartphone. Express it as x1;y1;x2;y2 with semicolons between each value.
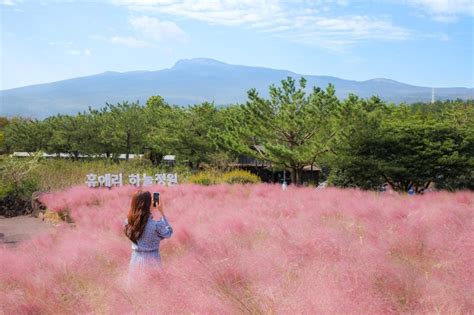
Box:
153;192;160;207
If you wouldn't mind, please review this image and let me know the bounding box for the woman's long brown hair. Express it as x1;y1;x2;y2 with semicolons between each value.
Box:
124;190;152;244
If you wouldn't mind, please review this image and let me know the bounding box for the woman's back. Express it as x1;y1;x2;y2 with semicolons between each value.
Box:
125;214;173;270
131;215;173;251
124;190;173;274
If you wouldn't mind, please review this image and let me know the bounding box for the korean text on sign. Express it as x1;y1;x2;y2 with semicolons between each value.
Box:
86;173;123;188
86;173;178;187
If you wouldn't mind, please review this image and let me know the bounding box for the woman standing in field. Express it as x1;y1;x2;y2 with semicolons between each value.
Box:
124;190;173;271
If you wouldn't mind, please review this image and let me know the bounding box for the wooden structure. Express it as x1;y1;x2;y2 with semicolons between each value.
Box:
231;155;320;186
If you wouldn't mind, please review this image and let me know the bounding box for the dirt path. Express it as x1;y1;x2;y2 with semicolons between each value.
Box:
0;215;55;247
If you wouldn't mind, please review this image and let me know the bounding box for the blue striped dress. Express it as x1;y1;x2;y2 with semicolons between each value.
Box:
125;214;173;271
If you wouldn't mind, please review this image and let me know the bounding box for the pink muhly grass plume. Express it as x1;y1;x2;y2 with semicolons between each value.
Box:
0;184;472;313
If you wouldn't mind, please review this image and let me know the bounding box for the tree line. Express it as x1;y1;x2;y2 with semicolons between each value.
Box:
1;77;472;191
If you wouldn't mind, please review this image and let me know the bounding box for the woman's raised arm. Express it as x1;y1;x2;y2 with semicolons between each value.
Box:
155;200;173;239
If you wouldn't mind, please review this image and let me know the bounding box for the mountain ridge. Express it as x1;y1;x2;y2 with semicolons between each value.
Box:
1;58;472;118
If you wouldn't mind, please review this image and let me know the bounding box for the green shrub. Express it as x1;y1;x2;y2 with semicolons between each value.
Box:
187;171;219;185
0;182;14;199
187;169;261;185
0;152;41;198
221;170;261;184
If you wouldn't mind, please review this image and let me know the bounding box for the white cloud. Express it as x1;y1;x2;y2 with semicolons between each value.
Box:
109;35;150;47
129;15;188;43
406;0;474;21
104;15;187;48
110;0;413;49
116;0;286;26
276;15;410;49
1;0;20;6
84;48;92;56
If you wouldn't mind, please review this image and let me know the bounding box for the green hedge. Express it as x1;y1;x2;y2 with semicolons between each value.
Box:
221;170;261;184
187;171;219;185
187;169;260;185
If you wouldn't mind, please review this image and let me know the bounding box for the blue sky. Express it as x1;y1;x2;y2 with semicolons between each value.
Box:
1;0;473;90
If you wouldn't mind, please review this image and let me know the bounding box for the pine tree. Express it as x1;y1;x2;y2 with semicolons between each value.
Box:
213;77;337;185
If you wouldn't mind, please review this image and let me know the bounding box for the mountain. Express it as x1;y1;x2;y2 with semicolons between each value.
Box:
1;58;472;118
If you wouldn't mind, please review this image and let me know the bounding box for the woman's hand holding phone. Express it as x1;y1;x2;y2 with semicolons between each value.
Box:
157;199;165;217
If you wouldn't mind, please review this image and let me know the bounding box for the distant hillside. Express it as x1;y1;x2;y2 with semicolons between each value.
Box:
1;58;472;118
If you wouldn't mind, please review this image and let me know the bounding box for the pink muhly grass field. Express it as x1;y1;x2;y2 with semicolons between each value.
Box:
1;184;473;314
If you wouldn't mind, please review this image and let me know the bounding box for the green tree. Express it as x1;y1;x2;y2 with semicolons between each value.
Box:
87;108;118;158
213;77;338;185
178;102;225;168
377;113;472;191
4;118;50;152
0;116;9;153
327;95;388;189
101;101;147;160
44;114;95;158
146;96;226;168
330;100;473;191
145;96;183;164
